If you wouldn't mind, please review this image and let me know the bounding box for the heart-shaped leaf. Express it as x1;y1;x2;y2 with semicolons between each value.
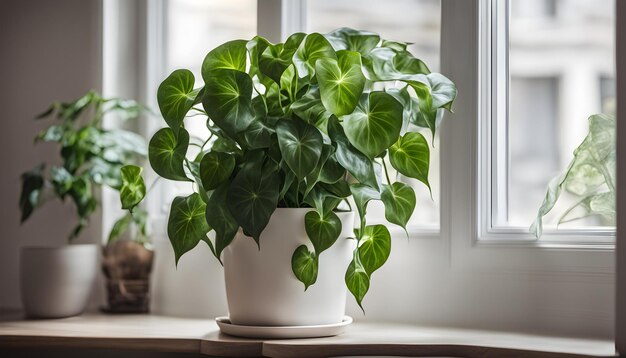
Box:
201;39;247;79
205;184;239;262
244;118;275;149
119;165;146;210
291;245;318;290
202;69;254;138
358;224;391;275
293;33;336;78
325;27;380;55
167;193;210;265
345;258;370;311
157;69;200;137
305;209;342;254
227;160;280;245
257;33;305;84
291;91;332;131
381;182;416;235
199;151;235;190
327;117;378;189
276;118;323;180
319;154;346;184
316;50;366;117
404;73;457;138
148;127;190;182
350;183;381;232
342;91;403;158
389;132;430;192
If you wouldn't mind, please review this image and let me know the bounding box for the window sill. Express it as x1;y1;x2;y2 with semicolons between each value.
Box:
0;310;615;357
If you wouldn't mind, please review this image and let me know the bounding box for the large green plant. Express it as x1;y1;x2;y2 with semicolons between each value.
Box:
144;28;457;307
531;113;615;237
19;91;149;243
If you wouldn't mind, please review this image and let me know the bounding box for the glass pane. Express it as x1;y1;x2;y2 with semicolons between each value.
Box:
163;0;257;198
307;0;442;228
503;0;615;228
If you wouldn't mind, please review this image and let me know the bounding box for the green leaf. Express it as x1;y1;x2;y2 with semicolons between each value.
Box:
559;192;615;225
381;182;416;235
276;118;324;180
227;160;280;245
345;258;370;311
291;91;332;130
291;245;318;290
119;165;146;210
167;193;210;265
325;27;380;55
202;69;254;138
404;73;457;138
50;166;73;196
148;127;190;182
293;33;337;78
327;116;378;189
358;224;391;276
350;183;381;232
319;154;346;184
257;33;305;84
157;69;199;137
316;50;366;117
362;48;430;82
199;152;235;190
342;91;403;159
389;132;430;192
304;144;333;197
201;39;248;78
305;210;342;254
206;184;239;262
19;164;45;223
280;64;299;101
108;213;132;244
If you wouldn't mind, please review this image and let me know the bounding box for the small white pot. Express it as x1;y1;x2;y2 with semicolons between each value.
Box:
20;244;99;318
223;208;355;326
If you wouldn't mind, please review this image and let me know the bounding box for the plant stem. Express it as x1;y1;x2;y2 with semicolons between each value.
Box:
382;158;392;184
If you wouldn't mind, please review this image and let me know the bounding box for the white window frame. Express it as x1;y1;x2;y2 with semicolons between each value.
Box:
477;0;615;247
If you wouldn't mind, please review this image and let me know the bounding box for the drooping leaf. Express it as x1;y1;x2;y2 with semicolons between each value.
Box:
199;152;235;190
50;166;73;196
201;39;248;78
291;245;318;290
325;27;380;55
327;116;379;189
404;73;457;138
362;48;430;82
227;160;280;245
206;184;239;262
389;132;430;192
316;50;366;117
148;127;190;182
358;224;391;276
157;69;200;137
119;165;146;210
108;213;132;244
276;118;324;180
167;193;210;265
559;192;615;225
305;209;342;255
202;69;254;138
19;164;45;223
304;144;333;197
345;258;370;311
342;91;403;158
293;33;337;78
381;182;416;235
350;183;381;232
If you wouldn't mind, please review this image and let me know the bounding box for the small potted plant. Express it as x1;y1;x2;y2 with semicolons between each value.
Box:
19;91;148;318
135;28;456;335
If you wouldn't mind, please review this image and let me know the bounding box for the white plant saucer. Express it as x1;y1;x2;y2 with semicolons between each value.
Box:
215;316;353;339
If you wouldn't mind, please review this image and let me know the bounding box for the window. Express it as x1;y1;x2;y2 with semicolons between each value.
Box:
482;0;616;241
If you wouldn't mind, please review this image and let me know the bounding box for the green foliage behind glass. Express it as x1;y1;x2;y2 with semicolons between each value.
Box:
146;28;458;308
19;91;148;243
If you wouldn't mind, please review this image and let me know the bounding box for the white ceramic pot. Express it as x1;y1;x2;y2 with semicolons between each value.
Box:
223;208;355;326
20;244;99;318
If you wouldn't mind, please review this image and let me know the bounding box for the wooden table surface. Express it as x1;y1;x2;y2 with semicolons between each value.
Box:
0;311;617;357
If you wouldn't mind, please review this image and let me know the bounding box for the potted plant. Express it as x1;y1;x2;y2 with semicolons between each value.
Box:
136;28;456;333
19;91;148;318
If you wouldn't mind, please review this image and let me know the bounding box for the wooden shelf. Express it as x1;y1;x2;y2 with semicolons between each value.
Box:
0;311;616;357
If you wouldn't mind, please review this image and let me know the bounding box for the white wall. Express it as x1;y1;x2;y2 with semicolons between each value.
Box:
0;0;103;310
